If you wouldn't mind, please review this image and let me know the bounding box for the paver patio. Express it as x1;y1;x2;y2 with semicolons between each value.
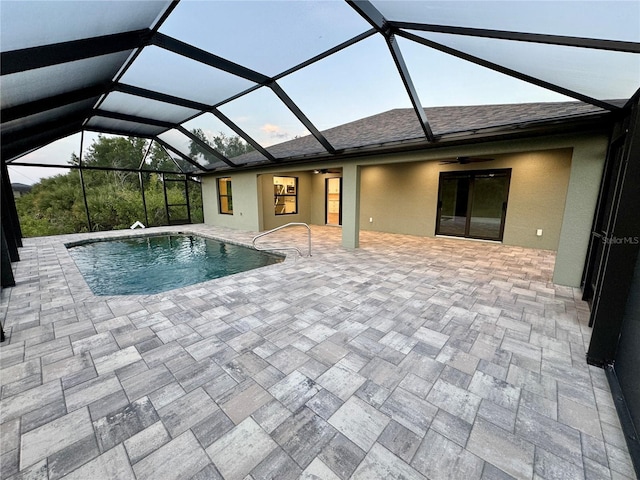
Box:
0;225;636;479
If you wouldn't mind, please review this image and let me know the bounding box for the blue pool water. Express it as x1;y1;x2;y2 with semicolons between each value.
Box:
68;234;283;295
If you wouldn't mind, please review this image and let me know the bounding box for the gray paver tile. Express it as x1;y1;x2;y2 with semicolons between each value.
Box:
318;433;366;480
273;407;337;469
481;463;518;480
478;398;518;432
355;379;391;409
250;447;302;480
378;420;421;464
351;443;426;480
266;345;311;375
300;458;341;480
467;417;534;480
558;394;603;440
157;387;218;437
64;373;122;412
93;345;142;376
308;340;349;365
268;370;320;412
0;381;63;423
328;396;389;451
173;357;223;392
220;380;273;424
21;398;68;434
41;352;93;384
430;408;473;447
7;458;48;480
123;420;171;465
426;378;482;424
20;407;93;469
469;370;521;411
360;357;405;390
515;406;582;467
0;374;42;399
317;363;366;401
192;409;235;448
381;387;438;437
93;396;159;452
306;388;343;421
534;447;585;480
1;358;41;388
133;430;210;480
47;434;99;480
120;364;175;402
412;429;484;480
222;352;269;383
207;417;278;480
1;447;20;478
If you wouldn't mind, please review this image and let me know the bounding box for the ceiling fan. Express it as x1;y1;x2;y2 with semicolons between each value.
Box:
439;156;494;165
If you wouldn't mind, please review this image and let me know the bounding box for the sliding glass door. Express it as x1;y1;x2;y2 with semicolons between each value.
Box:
436;169;511;241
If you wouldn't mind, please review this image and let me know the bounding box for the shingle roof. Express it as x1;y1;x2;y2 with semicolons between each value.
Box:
230;101;613;166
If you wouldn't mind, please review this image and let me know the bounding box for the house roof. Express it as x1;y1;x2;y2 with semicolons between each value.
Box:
2;1;638;175
226;101;615;168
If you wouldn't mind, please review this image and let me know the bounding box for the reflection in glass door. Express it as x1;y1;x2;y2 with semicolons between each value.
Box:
326;177;341;225
436;169;511;241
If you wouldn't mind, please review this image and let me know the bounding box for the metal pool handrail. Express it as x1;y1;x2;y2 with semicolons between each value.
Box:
252;223;311;257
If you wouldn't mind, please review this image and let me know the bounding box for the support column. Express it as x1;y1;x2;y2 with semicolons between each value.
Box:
553;136;607;286
341;163;361;249
1;225;15;288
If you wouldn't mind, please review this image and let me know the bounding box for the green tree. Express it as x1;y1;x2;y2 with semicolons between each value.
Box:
190;129;254;160
15;132;248;236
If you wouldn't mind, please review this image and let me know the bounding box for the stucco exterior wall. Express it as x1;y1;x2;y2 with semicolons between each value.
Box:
202;172;262;231
554;137;608;285
359;148;573;251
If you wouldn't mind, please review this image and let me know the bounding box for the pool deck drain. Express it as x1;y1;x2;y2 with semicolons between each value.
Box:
1;225;636;479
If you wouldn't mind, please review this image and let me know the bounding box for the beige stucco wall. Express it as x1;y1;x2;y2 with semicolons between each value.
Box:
202;172;262;231
554;137;608;286
359;148;573;250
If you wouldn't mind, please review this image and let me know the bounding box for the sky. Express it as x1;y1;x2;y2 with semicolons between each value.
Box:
6;0;640;185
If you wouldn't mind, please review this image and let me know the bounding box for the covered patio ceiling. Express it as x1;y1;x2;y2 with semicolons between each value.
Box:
1;0;639;175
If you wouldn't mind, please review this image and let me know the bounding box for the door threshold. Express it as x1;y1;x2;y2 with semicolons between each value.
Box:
435;235;503;244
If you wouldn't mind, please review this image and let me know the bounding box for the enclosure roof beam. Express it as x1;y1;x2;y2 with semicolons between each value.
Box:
398;30;621;112
152;32;271;85
210;109;279;163
347;0;435;142
94;110;175;129
176;126;236;168
269;82;337;154
154;137;210;173
391;22;640;53
1;29;152;75
1;84;107;124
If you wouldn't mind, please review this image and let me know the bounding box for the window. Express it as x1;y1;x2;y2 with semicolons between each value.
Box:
218;177;233;214
274;176;297;215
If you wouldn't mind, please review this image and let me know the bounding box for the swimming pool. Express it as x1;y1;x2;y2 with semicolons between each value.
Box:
67;234;283;295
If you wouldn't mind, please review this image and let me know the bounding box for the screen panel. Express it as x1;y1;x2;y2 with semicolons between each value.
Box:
411;31;640;103
372;1;640;42
159;0;371;76
119;46;256;106
0;1;171;51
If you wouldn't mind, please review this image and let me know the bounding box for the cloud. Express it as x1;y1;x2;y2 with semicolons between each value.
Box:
260;123;290;139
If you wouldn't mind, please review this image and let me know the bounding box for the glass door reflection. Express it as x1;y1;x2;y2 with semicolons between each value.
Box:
436;169;511;241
